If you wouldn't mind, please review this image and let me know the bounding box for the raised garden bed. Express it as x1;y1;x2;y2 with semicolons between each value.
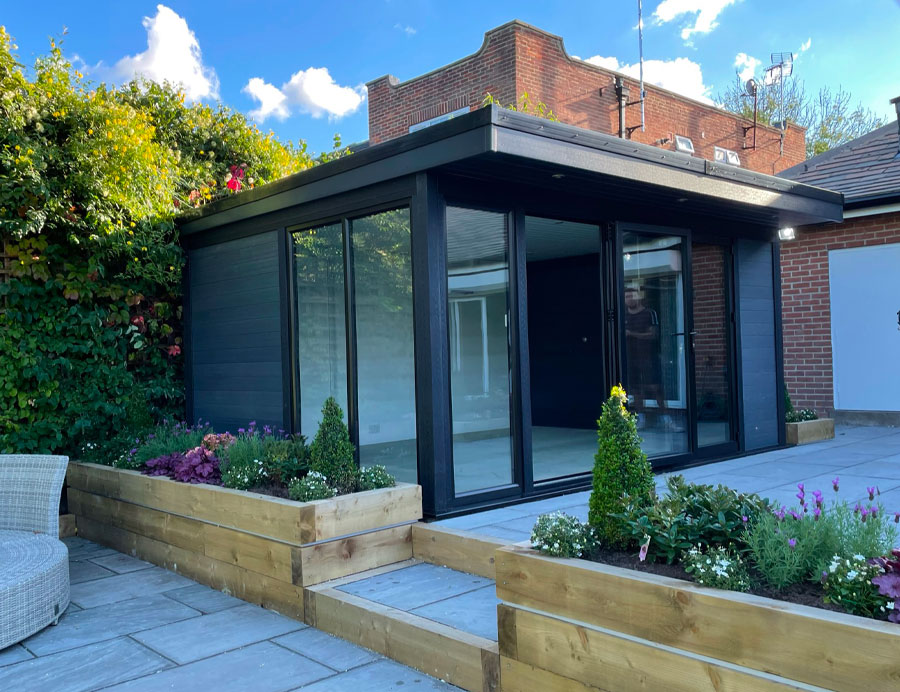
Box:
786;418;835;445
495;544;900;692
66;462;422;620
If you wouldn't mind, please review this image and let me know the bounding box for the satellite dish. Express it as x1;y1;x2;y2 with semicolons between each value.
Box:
745;79;758;97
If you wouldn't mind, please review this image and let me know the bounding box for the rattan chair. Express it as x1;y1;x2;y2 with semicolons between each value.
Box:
0;455;70;649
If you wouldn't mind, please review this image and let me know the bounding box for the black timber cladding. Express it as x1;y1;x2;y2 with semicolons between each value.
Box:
187;231;285;431
736;238;779;450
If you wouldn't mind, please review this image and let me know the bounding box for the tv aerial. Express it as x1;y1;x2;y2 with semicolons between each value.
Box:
741;79;760;151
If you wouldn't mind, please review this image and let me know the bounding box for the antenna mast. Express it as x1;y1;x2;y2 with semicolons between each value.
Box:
638;0;645;131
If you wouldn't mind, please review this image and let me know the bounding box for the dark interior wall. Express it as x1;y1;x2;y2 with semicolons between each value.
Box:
736;239;779;449
527;254;604;429
188;231;285;431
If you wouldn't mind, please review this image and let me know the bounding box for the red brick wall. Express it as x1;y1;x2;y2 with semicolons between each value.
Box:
780;212;900;415
367;21;806;175
691;244;729;404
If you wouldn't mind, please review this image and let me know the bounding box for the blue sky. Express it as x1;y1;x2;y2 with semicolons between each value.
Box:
4;1;899;155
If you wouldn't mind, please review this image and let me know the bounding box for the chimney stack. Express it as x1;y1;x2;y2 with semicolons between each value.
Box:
892;96;900;155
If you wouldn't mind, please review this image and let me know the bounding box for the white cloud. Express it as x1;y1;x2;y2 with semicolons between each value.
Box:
394;24;417;36
111;4;218;101
799;37;812;53
243;78;290;122
734;52;761;82
243;67;366;122
584;55;712;103
653;0;739;42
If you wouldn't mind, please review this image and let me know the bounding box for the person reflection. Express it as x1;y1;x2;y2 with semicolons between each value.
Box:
624;285;665;430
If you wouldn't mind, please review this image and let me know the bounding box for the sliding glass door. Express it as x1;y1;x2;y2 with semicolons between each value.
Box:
445;207;515;496
620;231;690;459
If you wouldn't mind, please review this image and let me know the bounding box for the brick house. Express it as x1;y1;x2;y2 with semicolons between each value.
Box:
366;20;806;175
778;98;900;425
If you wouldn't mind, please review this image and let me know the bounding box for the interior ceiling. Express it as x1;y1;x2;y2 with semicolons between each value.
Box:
445;208;604;266
524;217;600;261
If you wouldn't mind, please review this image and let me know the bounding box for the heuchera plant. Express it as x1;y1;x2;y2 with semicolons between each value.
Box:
872;549;900;623
143;446;221;485
173;446;221;485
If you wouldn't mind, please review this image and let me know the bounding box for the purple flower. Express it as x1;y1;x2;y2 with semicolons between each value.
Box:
894;512;899;524
861;508;869;523
812;490;823;508
814;507;821;521
148;433;155;440
868;486;879;501
854;502;862;515
741;515;749;523
871;506;879;519
796;492;806;505
797;483;805;493
832;476;840;492
238;428;245;434
821;570;828;583
788;538;797;550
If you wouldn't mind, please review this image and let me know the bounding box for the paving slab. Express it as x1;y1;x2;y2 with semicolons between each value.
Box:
70;566;194;608
0;637;170;692
132;603;303;664
436;506;533;531
90;553;154;574
63;537;119;561
69;559;115;584
274;627;380;671
22;594;200;657
299;658;458;691
465;524;530;542
104;641;332;692
838;456;900;481
0;643;33;667
163;583;248;613
338;563;491;611
410;585;499;641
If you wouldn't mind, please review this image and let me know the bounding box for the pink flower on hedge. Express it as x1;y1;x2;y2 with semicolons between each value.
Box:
167;344;181;356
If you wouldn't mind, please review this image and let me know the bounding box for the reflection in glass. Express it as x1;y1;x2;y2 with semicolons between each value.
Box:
446;207;513;494
691;243;733;447
525;216;602;481
352;209;417;482
293;223;348;434
622;232;689;456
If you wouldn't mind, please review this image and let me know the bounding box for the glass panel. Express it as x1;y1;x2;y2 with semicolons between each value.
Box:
446;207;513;494
525;216;602;481
293;222;348;434
691;243;733;447
352;209;417;483
622;232;689;456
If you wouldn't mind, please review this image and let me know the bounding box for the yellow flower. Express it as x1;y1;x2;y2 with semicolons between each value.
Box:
134;257;139;262
610;385;628;405
88;129;93;135
141;246;147;251
129;222;135;228
126;241;132;246
169;266;175;271
14;145;19;151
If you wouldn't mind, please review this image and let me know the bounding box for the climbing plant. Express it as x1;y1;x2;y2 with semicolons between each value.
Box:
0;29;326;454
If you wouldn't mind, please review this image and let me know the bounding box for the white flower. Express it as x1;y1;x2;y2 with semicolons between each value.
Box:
853;554;865;561
847;570;859;580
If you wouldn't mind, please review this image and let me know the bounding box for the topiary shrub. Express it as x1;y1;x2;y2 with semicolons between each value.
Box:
588;385;655;547
309;398;357;494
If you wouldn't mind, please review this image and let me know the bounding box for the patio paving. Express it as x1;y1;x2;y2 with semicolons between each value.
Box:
0;537;460;692
437;424;900;541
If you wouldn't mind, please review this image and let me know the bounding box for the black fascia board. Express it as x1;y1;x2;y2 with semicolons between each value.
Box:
843;191;900;210
179;105;843;235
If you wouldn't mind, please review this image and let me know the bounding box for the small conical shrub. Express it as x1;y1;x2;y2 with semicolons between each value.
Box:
309;397;357;494
588;385;655;547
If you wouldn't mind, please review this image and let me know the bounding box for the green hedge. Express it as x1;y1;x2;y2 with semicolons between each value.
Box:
0;29;332;454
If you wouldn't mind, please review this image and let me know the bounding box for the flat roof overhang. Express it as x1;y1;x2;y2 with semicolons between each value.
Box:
180;106;843;236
